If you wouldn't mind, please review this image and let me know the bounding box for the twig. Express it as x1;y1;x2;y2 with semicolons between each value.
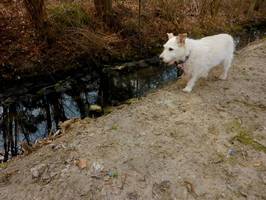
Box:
120;173;128;190
183;180;198;198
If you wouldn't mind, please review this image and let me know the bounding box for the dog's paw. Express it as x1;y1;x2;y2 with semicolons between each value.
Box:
182;87;192;93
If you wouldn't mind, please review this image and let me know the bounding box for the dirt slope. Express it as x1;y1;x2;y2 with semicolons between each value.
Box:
1;39;266;200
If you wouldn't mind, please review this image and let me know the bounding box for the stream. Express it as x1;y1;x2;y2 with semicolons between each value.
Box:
0;25;265;161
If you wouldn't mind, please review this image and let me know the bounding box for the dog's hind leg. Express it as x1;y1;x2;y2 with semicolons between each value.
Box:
219;55;233;80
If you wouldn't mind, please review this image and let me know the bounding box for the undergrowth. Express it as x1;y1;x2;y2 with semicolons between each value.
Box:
1;0;266;79
48;3;91;29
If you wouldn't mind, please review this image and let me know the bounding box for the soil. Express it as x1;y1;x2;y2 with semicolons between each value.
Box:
0;39;266;200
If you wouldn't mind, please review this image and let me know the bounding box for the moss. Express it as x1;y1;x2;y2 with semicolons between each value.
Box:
227;120;266;153
234;132;266;153
103;106;113;114
48;3;91;29
111;124;118;131
0;163;7;169
108;170;118;178
125;98;139;105
89;105;102;113
230;24;244;34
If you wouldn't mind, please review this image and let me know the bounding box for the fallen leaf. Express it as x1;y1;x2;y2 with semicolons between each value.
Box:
75;159;87;169
253;161;262;167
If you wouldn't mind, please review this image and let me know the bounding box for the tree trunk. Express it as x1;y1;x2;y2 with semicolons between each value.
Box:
2;106;8;162
8;104;17;156
43;96;52;135
14;116;18;156
94;0;104;17
254;0;265;11
50;94;67;129
94;0;113;25
248;0;258;17
23;0;49;40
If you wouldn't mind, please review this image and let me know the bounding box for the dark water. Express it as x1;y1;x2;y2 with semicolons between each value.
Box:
0;26;265;161
0;60;182;161
234;24;266;49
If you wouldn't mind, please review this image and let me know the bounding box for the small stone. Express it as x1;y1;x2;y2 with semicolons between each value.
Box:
91;161;104;176
228;148;236;156
30;164;46;179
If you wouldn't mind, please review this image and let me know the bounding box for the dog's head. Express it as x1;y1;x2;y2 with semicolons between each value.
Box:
159;33;188;65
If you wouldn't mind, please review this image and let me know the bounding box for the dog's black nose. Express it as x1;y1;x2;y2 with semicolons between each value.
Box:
159;56;163;61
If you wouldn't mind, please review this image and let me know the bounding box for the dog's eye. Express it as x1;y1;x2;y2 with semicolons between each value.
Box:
169;48;174;51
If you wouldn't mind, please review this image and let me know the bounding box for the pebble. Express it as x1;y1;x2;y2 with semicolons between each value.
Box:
30;164;46;179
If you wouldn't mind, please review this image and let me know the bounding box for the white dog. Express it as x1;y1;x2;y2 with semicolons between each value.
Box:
159;33;235;92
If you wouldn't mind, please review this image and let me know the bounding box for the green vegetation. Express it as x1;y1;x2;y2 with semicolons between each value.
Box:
48;3;91;29
111;124;118;131
227;120;266;153
0;163;8;169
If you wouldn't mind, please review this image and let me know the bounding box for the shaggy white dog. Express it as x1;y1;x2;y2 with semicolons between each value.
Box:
159;33;235;92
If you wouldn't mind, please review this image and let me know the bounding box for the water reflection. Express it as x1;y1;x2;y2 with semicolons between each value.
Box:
0;64;180;161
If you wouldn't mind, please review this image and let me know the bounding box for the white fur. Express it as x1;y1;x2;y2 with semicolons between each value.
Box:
160;33;235;92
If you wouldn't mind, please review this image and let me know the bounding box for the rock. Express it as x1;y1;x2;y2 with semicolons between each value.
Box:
90;161;104;178
227;148;237;156
30;164;46;179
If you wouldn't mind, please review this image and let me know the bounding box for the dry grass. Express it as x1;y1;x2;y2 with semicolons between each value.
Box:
0;0;266;79
48;2;91;29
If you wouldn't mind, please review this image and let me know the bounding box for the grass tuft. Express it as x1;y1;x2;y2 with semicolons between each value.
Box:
48;3;91;29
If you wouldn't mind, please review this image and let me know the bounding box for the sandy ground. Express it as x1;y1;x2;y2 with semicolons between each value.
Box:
1;39;266;200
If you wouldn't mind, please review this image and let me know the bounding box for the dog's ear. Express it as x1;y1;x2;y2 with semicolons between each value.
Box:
167;33;175;39
178;33;187;46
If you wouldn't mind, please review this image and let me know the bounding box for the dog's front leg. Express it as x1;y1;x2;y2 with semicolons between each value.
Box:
183;74;199;93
